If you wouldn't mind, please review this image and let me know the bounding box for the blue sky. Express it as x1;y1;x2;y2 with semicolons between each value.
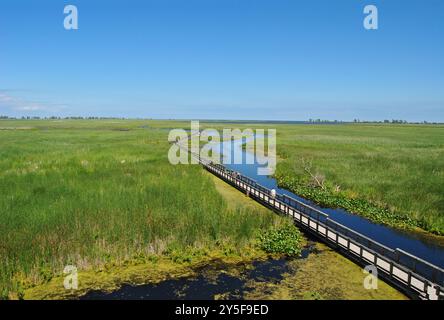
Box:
0;0;443;121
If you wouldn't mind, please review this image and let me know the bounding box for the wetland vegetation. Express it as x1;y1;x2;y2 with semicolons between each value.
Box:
231;122;444;235
273;124;444;235
2;119;440;300
0;119;285;299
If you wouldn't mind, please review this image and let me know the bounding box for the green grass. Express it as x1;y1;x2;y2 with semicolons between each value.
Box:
196;121;444;234
2;119;440;299
0;119;283;298
272;124;444;235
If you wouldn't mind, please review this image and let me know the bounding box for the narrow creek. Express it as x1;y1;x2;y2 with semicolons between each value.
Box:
222;136;444;268
81;133;443;299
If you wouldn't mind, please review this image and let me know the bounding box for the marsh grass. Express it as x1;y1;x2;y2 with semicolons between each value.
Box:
0;120;282;298
273;124;444;235
188;122;444;234
2;119;441;298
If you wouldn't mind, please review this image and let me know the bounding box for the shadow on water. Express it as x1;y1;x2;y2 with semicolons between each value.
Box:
80;243;317;300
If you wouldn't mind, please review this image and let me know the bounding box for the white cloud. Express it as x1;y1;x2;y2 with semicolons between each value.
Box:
0;90;68;113
0;93;15;102
17;103;45;111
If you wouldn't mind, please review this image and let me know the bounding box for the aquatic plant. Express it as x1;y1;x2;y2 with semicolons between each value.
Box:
274;171;420;231
258;223;302;257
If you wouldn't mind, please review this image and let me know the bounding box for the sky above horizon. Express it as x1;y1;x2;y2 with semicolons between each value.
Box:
0;0;443;121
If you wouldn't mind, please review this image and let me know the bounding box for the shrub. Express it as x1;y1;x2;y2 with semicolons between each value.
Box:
258;223;302;257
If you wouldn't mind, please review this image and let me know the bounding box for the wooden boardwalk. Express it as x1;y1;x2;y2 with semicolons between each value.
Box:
177;142;444;300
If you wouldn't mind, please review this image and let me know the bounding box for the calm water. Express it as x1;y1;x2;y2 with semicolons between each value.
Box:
216;136;444;268
82;134;443;299
81;243;317;300
81;259;288;300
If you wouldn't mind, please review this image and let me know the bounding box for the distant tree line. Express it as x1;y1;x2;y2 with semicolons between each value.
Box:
352;119;441;124
0;116;130;120
306;118;442;124
308;119;344;123
0;115;442;125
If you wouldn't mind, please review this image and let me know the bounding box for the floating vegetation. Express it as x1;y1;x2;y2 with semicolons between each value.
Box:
258;224;302;257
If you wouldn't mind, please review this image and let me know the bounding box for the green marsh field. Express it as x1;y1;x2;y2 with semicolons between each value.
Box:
273;124;444;235
1;119;441;300
0;120;284;298
229;122;444;235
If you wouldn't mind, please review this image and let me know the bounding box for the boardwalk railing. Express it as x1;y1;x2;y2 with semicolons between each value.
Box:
176;142;444;300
